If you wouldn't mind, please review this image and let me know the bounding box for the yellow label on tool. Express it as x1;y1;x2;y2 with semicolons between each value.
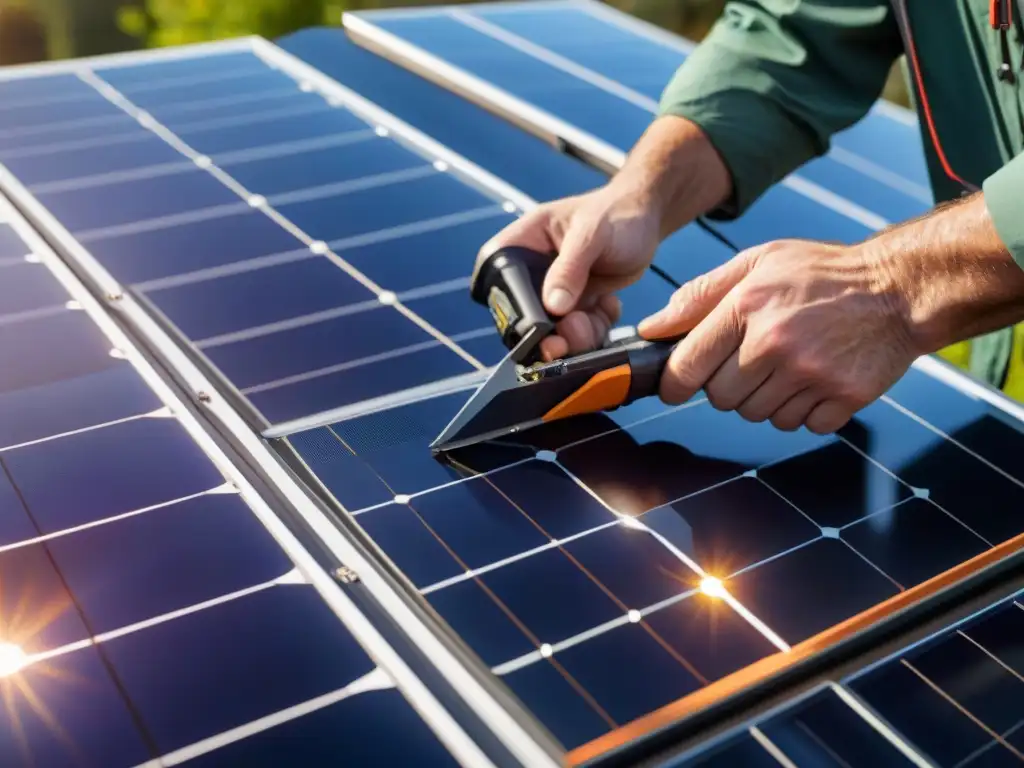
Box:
487;286;515;335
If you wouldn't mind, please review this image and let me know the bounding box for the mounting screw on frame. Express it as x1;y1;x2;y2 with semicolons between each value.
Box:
334;566;359;584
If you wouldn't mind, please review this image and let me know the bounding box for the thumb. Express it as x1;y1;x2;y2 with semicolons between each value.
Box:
638;249;757;339
542;220;605;316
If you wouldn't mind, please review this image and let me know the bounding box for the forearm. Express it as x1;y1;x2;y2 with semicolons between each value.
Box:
606;115;733;241
866;193;1024;355
658;0;901;216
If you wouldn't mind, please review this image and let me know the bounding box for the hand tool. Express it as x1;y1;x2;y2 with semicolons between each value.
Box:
430;246;680;453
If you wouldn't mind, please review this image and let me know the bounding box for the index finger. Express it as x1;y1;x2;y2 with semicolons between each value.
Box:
659;293;744;404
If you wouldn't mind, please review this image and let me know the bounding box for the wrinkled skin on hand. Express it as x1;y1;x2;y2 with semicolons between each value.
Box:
639;239;918;435
476;187;661;361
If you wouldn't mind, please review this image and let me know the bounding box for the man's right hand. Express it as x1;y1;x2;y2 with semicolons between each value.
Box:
476;187;661;361
475;116;734;362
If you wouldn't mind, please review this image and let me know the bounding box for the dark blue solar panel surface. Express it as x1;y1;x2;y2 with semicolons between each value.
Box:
673;588;1024;767
0;46;575;427
0;162;455;765
281;349;1024;751
2;20;1023;767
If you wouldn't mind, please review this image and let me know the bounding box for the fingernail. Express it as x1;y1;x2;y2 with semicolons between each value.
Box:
637;311;662;335
546;288;573;315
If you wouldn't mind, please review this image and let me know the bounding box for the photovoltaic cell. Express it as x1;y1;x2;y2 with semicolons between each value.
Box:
8;134;184;188
0;43;602;428
281;355;1024;752
673;588;1024;767
4;23;1024;766
0;186;456;766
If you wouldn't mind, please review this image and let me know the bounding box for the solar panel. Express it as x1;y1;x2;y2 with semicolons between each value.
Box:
0;187;466;765
271;26;731;293
344;0;934;285
5;14;1024;767
671;586;1024;766
275;351;1024;759
0;40;566;430
255;4;1024;760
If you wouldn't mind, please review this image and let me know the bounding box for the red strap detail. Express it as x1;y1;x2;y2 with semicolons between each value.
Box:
992;0;1012;29
895;0;977;190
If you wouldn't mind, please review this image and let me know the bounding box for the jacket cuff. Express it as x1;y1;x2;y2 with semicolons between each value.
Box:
983;154;1024;271
658;41;821;219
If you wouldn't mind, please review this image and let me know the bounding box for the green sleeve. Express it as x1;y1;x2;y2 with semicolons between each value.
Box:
659;0;903;217
983;153;1024;271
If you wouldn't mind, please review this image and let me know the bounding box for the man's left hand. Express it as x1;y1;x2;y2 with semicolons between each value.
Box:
637;238;918;434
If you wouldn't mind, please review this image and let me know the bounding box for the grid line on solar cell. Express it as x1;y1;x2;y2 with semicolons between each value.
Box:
0;129;155;159
0;111;135;141
114;63;275;94
170;97;333;135
240;327;492;396
152;667;394;767
881;393;1024;493
828;145;932;203
28;565;299;666
0;302;70;326
0;483;228;557
75;199;251;241
192;277;471;349
262;163;437;207
338;396;709;516
29;158;196;195
0;405;168;453
72;68;490;379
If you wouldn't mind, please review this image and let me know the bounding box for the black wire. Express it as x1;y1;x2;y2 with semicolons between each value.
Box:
649;263;681;289
696;216;740;254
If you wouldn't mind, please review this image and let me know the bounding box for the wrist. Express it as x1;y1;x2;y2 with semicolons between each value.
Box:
861;193;1024;355
609;115;733;240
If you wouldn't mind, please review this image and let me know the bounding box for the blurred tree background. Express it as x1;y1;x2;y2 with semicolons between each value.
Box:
0;0;909;105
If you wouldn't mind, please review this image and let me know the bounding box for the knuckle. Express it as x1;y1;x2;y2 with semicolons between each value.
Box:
738;401;770;423
789;352;828;386
662;359;696;405
707;384;741;412
770;413;800;432
679;273;711;306
751;324;791;360
807;414;845;435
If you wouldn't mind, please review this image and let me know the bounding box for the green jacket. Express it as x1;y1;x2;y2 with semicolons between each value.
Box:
659;0;1024;387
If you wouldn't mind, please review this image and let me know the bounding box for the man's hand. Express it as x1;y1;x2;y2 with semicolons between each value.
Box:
638;192;1024;434
477;187;660;361
638;239;915;434
476;116;732;361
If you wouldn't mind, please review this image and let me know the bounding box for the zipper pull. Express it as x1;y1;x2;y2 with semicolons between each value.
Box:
993;0;1012;29
992;0;1017;82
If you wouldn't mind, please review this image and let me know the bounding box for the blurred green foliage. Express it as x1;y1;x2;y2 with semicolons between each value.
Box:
117;0;345;47
112;0;908;105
